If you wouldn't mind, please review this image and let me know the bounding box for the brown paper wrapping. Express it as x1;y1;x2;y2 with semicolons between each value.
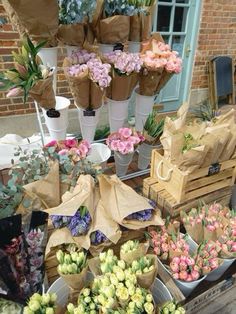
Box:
88;257;102;277
59;266;88;290
57;23;85;46
202;259;224;275
63;58;104;110
139;69;163;96
98;15;130;44
23;161;60;208
120;242;149;265
156;71;174;93
220;124;236;161
136;255;158;289
29;76;56;110
6;0;58;46
129;12;151;42
98;174;164;229
180;211;204;244
178;145;208;173
107;71;138;101
203;226;218;242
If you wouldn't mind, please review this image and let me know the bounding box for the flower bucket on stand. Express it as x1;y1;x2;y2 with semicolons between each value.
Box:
42;96;70;140
128;41;141;53
38;47;58;92
87;143;111;169
108;98;130;133
135;89;155;132
114;151;134;177
206;258;236;282
98;43;117;54
138;142;162;170
78;107;102;142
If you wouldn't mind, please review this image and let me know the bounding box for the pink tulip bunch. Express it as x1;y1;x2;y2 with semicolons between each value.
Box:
181;208;205;227
170;255;200;282
215;226;236;258
104;51;143;75
195;241;221;275
149;228;190;261
67;50;112;89
45;138;91;159
106;128;145;155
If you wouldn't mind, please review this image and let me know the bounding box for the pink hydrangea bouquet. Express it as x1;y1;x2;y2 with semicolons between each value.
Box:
103;51;143;101
106;128;145;155
64;50;112;110
139;36;182;96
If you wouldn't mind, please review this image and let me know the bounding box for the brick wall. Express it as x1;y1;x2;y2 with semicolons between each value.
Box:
191;0;236;90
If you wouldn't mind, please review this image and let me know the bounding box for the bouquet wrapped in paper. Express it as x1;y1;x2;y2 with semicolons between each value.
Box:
0;37;56;110
2;0;59;47
139;34;182;96
103;50;142;100
64;49;111;110
57;0;97;46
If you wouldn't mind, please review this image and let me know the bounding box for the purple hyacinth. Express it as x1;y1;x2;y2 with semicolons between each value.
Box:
126;208;153;221
68;208;91;236
50;215;72;229
90;230;108;245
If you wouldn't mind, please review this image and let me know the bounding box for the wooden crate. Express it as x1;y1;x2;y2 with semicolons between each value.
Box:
151;150;236;203
143;177;232;218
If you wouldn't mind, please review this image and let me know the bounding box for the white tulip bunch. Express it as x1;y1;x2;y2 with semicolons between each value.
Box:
130;256;155;276
23;293;57;314
56;249;87;275
120;240;139;254
99;249;119;274
67;288;98;314
159;301;185;314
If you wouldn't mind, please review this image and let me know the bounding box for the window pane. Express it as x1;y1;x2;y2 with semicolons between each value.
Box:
176;0;189;3
160;0;172;2
172;35;185;57
157;6;172;32
162;35;170;45
173;6;188;32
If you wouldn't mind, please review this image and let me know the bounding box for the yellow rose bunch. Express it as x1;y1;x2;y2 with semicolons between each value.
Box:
23;293;57;314
67;288;98;314
130;256;155;276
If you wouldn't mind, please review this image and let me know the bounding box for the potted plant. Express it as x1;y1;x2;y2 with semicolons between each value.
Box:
138;111;164;170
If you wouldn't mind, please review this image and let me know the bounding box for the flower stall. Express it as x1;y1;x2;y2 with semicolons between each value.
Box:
0;1;235;314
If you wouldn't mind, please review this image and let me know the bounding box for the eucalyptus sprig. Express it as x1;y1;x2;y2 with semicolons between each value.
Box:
143;111;164;144
0;36;52;102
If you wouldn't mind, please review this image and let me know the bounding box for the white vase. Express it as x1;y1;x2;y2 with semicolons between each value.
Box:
206;258;236;282
138;143;162;170
78;107;102;142
66;45;81;57
108;98;130;133
128;41;141;53
42;96;70;140
38;47;58;93
98;43;116;54
114;151;134;176
87;143;111;169
135;89;155;132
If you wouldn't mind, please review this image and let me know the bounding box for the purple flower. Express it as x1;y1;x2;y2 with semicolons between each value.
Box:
126;208;153;221
90;230;108;245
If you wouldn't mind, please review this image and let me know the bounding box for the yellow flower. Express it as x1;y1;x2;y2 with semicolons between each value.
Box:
110;273;119;286
116;270;125;282
144;302;154;313
117;287;129;301
23;307;34;314
131;293;143;304
28;300;40;312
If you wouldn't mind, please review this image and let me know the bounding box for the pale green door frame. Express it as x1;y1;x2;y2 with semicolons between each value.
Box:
153;0;202;111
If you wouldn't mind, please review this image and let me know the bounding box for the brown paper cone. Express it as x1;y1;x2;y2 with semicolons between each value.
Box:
57;23;85;46
130;15;142;42
139;69;163;96
59;266;88;290
91;82;105;109
200;133;219;168
156;71;174;93
23;161;60;208
88;257;102;276
98;174;164;229
203;226;218;242
29;76;56;109
98;15;130;44
120;242;149;265
107;72;138;101
6;0;58;46
185;224;204;244
136;255;158;289
141;11;152;41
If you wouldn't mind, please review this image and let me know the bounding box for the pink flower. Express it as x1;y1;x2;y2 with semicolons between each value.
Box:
6;87;22;97
65;138;78;148
179;261;187;271
119;128;132;139
154;247;160;256
180;256;187;263
161;243;169;253
170;262;179;273
173;273;179;280
45;140;57;147
179;271;188;281
186;257;195;266
58;149;69;156
172;256;180;264
78;144;89;158
209;258;219;270
191;270;200;281
186;275;193;282
206;225;215;232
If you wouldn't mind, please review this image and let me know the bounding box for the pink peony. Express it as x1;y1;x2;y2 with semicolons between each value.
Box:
78;144;89;158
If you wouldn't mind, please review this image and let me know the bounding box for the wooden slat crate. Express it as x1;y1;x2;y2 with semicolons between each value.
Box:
151;150;236;203
143;177;232;218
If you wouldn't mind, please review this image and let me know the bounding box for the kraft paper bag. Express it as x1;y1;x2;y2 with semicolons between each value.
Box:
6;0;59;46
178;145;208;173
161;130;184;163
120;242;149;265
106;72;138;101
98;15;130;44
98;174;164;229
180;210;204;244
59;266;88;291
29;76;56;110
23;161;60;208
136;255;158;289
139;69;163;96
220;124;236;161
57;23;85;46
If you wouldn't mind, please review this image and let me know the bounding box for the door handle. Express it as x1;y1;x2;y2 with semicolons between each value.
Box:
185;44;191;57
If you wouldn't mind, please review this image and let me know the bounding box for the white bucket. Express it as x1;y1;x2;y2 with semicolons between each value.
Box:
114;151;134;176
128;41;141;53
38;47;58;93
78;107;101;142
66;45;81;57
138;143;162;170
108;98;130;133
47;272;94;307
87;143;111;169
42;96;70;140
151;278;173;305
135;89;155;132
206;258;236;281
98;43;116;54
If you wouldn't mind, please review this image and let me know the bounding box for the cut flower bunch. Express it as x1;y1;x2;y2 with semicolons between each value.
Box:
23;293;57;314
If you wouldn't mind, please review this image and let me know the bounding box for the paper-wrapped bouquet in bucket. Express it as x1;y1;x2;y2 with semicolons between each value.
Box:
64;49;112;110
0;36;56;111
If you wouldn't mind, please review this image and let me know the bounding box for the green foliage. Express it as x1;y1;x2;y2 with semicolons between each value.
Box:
190;100;218;122
182;133;198;153
143;111;164;144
